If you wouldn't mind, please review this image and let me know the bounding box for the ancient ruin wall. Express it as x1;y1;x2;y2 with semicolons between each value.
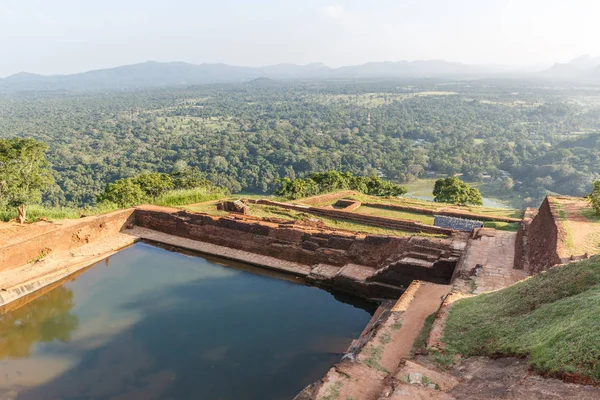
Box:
362;202;522;223
254;200;453;235
134;208;457;269
526;198;561;272
0;209;135;271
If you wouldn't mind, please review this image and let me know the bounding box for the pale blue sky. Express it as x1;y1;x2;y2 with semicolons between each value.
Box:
1;0;598;76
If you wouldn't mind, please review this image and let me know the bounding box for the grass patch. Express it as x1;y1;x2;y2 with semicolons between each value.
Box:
316;215;444;237
355;206;435;225
380;331;392;345
344;191;523;220
442;256;600;382
580;207;600;222
0;187;227;223
362;345;390;374
321;381;343;400
552;199;575;250
483;221;520;232
411;312;437;355
152;187;227;207
0;203;120;223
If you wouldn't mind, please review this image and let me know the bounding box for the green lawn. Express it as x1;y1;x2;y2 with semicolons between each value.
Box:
345;192;523;220
442;256;600;382
355;205;435;225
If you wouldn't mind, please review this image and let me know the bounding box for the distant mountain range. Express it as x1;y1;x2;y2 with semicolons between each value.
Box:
1;57;599;92
542;55;600;80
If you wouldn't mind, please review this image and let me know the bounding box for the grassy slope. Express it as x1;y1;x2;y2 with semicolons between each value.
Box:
442;257;600;382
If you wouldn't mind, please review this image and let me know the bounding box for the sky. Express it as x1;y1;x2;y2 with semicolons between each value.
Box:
1;0;599;77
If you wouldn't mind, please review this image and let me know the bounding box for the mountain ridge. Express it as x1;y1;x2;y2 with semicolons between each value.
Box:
2;56;599;91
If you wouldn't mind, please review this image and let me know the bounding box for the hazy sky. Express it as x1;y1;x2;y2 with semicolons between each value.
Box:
1;0;599;77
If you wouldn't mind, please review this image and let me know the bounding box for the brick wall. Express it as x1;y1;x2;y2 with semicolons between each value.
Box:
134;208;458;269
526;197;561;272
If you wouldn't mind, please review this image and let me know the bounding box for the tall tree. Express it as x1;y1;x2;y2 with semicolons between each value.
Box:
433;176;483;205
0;138;54;223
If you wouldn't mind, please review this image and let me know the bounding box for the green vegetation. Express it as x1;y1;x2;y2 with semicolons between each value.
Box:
0;138;54;223
1;81;599;210
411;312;437;355
344;192;523;219
482;221;520;231
97;170;228;208
275;171;406;200
588;180;600;215
442;256;600;382
355;206;435;225
362;345;389;374
433;176;483;205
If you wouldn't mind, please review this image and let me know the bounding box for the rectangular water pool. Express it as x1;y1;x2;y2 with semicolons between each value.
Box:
0;242;375;400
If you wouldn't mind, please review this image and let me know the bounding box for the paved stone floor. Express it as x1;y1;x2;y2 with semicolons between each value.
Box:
455;228;529;294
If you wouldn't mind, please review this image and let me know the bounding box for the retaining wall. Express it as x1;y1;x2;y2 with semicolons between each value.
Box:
134;207;456;269
0;209;135;272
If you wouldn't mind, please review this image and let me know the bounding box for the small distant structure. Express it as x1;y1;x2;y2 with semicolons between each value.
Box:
433;215;483;232
367;112;371;126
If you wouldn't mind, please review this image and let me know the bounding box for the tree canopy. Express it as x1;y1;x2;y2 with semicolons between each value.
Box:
433;176;483;205
97;169;224;208
589;180;600;215
0;80;600;210
275;170;407;200
0;138;54;222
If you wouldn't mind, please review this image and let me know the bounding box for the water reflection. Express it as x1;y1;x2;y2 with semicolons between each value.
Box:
0;285;78;359
0;242;374;400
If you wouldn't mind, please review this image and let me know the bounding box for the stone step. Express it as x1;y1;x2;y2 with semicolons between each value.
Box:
404;251;439;262
396;257;435;269
412;245;446;256
306;263;341;284
368;281;405;299
335;263;377;281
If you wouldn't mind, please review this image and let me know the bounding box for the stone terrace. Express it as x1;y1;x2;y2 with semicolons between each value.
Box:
453;228;528;294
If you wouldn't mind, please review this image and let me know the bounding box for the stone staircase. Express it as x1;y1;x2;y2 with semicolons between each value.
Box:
368;243;463;287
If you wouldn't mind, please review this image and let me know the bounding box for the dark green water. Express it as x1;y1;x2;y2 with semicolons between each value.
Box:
0;242;375;400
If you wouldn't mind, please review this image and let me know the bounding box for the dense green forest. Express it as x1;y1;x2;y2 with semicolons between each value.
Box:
1;78;599;209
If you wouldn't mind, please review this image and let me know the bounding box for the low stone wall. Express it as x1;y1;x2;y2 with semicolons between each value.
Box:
334;199;362;212
526;197;561;272
134;207;436;268
0;209;135;272
255;200;453;236
363;202;521;223
299;190;356;206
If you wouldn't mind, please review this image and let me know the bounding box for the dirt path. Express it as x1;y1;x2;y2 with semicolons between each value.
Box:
383;282;451;365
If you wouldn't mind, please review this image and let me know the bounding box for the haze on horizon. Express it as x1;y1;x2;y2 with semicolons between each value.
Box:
1;0;599;77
